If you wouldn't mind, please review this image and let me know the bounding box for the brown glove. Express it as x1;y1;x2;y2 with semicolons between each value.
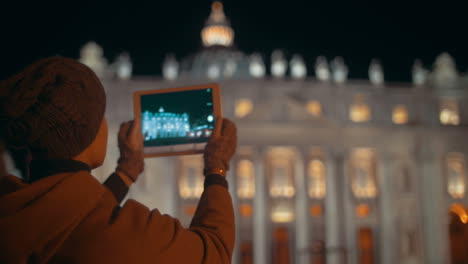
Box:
203;118;237;177
115;119;144;182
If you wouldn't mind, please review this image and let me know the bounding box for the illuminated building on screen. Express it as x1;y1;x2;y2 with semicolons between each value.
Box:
142;108;190;140
75;2;468;264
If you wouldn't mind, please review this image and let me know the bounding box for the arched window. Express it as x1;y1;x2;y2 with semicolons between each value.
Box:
308;159;326;199
237;159;255;199
235;99;253;118
440;98;460;125
350;95;371;122
350;149;378;198
268;148;296;198
179;157;204;199
446;153;466;199
392;105;409;124
306;100;322;117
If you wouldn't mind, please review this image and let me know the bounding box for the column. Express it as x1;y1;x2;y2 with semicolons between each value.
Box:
254;147;267;264
295;148;308;264
325;151;344;264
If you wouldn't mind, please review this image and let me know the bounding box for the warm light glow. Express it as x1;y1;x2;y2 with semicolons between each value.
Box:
235;99;253;118
392;105;409;124
306;101;322;117
447;153;466;199
450;203;468;224
350;95;371;122
179;157;204;199
271;206;295;223
350;148;378;198
308;159;326;199
201;26;234;47
268;148;296;198
310;204;323;216
239;203;253;217
440;98;459;125
237;159;255;199
356;203;371;217
201;2;234;47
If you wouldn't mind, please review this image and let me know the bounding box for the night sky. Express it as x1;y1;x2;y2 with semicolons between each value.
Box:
1;0;467;82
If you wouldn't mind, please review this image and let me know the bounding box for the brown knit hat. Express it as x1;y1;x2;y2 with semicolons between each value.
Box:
0;57;106;159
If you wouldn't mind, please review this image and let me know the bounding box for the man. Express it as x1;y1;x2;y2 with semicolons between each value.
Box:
0;57;236;263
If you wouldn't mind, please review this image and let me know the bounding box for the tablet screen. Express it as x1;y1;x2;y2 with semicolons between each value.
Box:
140;88;216;148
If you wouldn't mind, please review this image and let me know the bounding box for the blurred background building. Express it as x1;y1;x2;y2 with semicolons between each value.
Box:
19;1;468;264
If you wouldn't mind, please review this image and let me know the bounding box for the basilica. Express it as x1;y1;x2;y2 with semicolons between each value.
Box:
75;2;468;264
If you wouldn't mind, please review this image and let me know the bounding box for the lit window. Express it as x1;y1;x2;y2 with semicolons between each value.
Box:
271;203;295;223
308;159;326;199
350;95;371;122
310;204;323;216
440;98;460;125
235;99;253;118
392;105;409;124
239;203;254;217
446;153;466;199
450;203;468;224
350;149;378;198
268;148;296;198
237;160;255;199
179;157;204;199
356;203;371;217
306;101;322;117
270;167;295;197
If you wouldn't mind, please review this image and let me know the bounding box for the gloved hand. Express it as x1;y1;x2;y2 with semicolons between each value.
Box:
203;118;237;177
116;119;144;182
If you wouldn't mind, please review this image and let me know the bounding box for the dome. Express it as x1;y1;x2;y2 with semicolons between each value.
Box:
201;2;234;47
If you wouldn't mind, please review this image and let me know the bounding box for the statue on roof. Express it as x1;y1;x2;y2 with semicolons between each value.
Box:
271;50;287;78
114;52;132;80
369;59;384;86
432;52;458;89
331;57;348;84
412;59;428;86
315;56;330;81
290;54;307;79
79;41;108;78
162;54;179;80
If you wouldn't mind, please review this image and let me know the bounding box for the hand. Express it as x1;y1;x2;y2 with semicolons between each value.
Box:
203;118;237;176
116;119;144;182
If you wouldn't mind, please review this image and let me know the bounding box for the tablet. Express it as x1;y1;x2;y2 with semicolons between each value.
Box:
133;84;222;157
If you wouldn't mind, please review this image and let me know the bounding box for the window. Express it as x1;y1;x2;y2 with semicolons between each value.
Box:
237;160;255;199
271;203;295;223
235;99;253;118
350;95;371;122
392;105;409;124
306;100;322;117
179;157;204;199
350;149;378;198
308;159;326;199
446;153;466;199
270;166;295;197
268;148;296;198
440;98;460;125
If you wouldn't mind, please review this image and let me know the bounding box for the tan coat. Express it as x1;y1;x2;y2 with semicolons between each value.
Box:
0;171;235;264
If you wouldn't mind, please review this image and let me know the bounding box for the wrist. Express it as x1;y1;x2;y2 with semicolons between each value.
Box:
115;169;134;186
203;168;227;177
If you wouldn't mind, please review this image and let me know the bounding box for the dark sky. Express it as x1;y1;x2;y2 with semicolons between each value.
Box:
1;0;467;82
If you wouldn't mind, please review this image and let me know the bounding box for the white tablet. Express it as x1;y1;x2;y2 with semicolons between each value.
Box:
133;84;222;157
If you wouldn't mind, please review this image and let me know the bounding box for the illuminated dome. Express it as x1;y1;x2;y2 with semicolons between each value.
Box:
201;2;234;47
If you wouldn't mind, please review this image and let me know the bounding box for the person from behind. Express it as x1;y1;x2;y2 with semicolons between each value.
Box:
0;57;237;263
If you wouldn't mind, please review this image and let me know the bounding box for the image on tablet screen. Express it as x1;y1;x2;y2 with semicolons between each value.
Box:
140;88;215;147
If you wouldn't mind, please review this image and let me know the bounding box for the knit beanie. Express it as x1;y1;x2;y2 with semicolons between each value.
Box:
0;57;106;159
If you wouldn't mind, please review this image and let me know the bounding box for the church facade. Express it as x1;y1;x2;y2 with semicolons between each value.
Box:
82;2;468;264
